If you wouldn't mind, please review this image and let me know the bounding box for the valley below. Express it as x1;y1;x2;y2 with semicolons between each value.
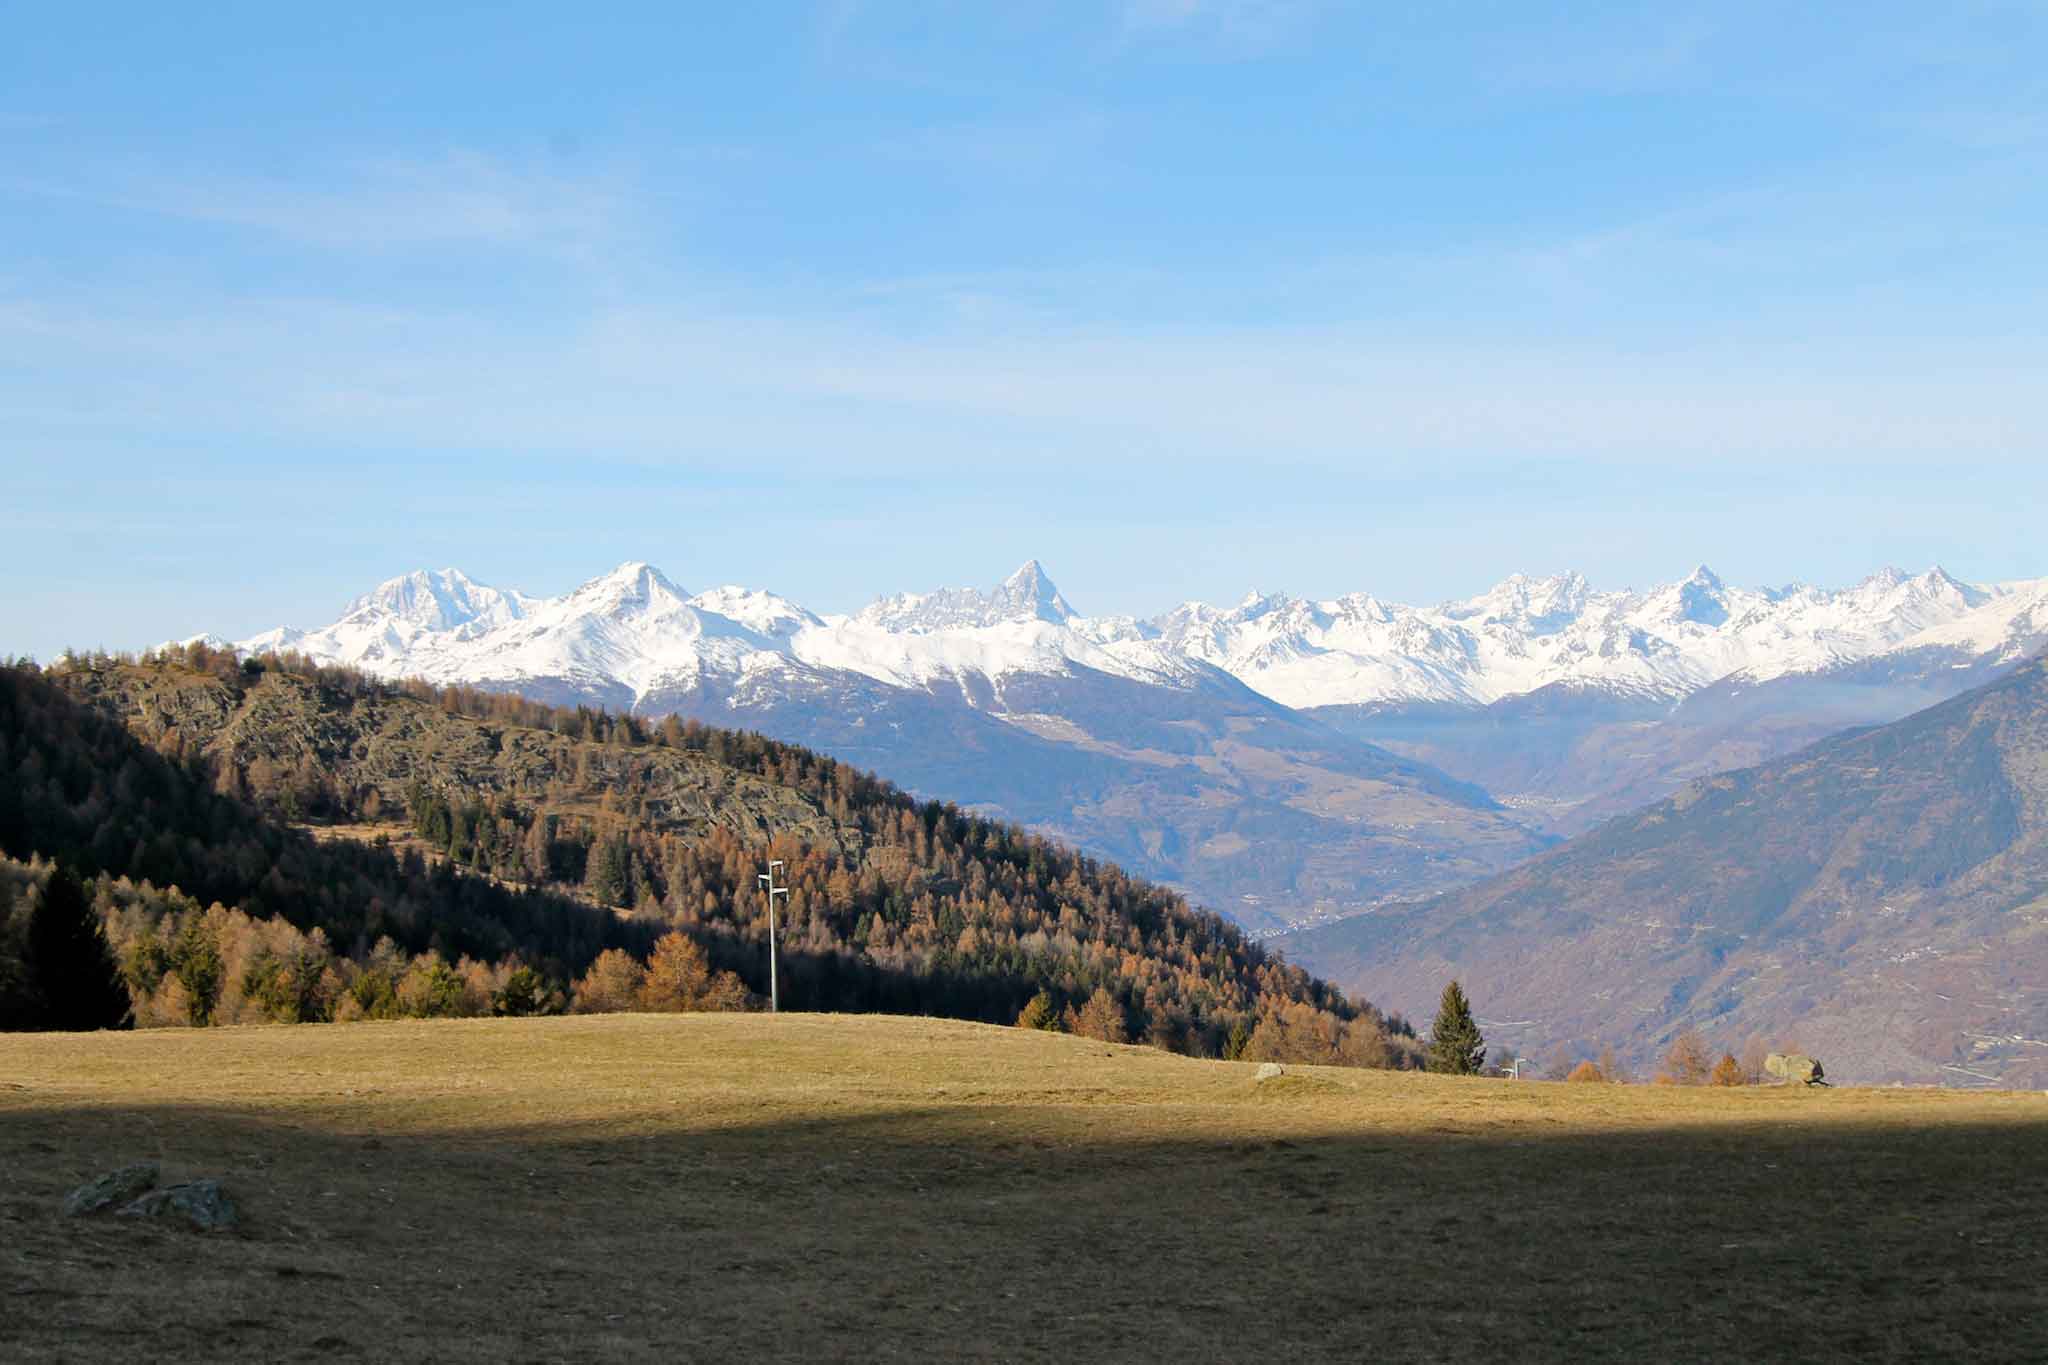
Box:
1286;658;2048;1087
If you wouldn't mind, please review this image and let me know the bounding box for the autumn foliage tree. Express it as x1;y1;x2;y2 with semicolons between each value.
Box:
1014;990;1061;1031
1661;1030;1714;1086
1067;987;1128;1044
636;932;752;1013
571;949;647;1014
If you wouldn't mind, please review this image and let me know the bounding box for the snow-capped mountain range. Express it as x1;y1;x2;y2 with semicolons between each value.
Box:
196;557;2047;932
1149;564;2048;709
238;560;1220;709
231;559;2048;716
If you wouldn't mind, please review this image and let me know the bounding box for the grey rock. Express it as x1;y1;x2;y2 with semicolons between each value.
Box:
63;1162;160;1217
1255;1062;1287;1081
117;1178;239;1232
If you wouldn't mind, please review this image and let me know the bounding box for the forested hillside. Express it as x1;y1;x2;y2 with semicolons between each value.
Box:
1;649;1414;1064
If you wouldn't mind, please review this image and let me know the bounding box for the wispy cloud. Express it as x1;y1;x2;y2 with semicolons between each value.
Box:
1112;0;1326;54
7;277;2042;474
7;149;635;256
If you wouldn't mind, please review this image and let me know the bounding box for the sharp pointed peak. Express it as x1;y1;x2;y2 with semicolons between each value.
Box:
993;558;1076;622
1921;564;1968;588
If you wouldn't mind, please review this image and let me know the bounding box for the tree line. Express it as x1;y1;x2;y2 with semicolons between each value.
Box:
3;649;1423;1066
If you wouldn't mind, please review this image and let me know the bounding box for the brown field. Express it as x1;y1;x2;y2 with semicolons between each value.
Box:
4;1015;2046;1362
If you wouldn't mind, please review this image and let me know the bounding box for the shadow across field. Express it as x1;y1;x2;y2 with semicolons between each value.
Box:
7;1093;2047;1363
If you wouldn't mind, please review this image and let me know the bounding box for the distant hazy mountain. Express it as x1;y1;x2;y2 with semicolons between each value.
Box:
1285;657;2048;1087
205;558;2048;927
1215;565;2048;833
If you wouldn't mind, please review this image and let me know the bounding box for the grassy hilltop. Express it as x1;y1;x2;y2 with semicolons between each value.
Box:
5;1014;2046;1362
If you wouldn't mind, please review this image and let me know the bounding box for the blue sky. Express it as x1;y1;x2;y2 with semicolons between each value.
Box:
5;2;2046;655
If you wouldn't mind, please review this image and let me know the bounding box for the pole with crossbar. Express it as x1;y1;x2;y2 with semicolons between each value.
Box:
757;860;789;1013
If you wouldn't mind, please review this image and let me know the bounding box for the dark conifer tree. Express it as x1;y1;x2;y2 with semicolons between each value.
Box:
586;837;629;908
27;868;133;1031
1426;979;1484;1075
0;870;31;1030
494;966;558;1017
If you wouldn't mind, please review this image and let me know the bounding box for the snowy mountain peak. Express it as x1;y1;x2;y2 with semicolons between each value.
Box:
993;560;1077;624
1448;570;1592;634
570;561;690;615
1916;566;1983;606
687;586;822;639
1668;565;1730;626
342;567;530;634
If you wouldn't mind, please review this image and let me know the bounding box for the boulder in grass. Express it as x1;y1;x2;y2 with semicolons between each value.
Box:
1255;1063;1287;1082
117;1178;239;1233
1765;1053;1827;1085
63;1162;160;1217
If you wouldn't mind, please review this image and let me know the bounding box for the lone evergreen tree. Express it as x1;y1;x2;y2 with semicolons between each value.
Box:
1223;1019;1252;1061
494;966;556;1017
585;837;630;908
1426;979;1484;1075
27;868;133;1032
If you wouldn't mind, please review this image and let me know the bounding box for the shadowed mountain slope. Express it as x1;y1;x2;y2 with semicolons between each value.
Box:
1287;655;2048;1085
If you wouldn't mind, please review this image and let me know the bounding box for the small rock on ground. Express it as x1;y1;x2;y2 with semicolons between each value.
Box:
1255;1063;1287;1081
117;1178;240;1233
64;1163;160;1217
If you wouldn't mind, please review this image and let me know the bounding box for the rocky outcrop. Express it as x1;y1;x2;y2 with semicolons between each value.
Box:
63;1162;159;1217
116;1178;240;1232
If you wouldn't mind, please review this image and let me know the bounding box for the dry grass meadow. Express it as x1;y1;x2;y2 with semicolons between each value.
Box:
5;1014;2047;1362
